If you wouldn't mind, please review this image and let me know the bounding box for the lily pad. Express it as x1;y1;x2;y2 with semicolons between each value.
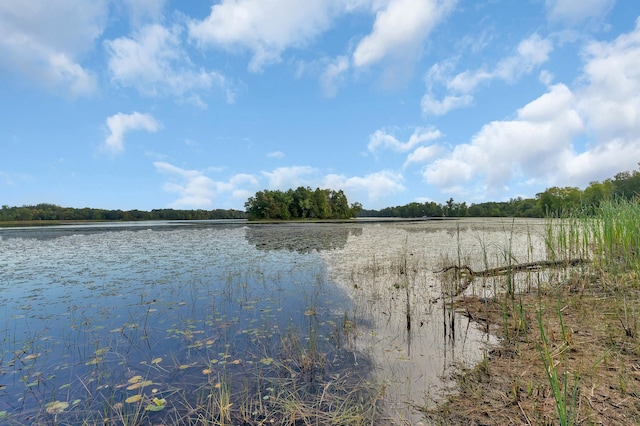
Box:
45;401;69;415
125;394;142;404
145;397;166;411
126;380;152;390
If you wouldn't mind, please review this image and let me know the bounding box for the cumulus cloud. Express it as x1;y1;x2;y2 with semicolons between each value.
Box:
404;145;441;167
0;0;106;96
155;161;406;209
577;20;640;141
106;24;233;104
154;162;259;209
188;0;338;72
103;112;162;154
352;0;456;68
424;84;583;194
569;16;640;180
545;0;614;26
154;162;216;208
423;18;640;199
262;166;318;190
323;170;406;203
368;127;442;154
422;33;553;115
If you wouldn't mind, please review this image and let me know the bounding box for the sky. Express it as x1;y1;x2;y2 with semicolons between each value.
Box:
1;0;640;211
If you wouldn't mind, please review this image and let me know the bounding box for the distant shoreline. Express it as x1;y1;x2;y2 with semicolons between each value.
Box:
0;216;460;229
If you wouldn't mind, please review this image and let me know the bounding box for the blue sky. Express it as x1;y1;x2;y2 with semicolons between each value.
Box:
1;0;640;211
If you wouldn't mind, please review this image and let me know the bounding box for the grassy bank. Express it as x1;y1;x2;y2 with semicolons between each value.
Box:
428;199;640;425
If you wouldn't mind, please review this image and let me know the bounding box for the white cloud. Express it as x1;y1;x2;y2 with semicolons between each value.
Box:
352;0;456;68
267;151;285;159
424;84;583;195
119;0;166;25
105;24;233;104
320;56;350;97
103;112;162;154
323;170;405;203
0;0;106;96
577;19;640;141
545;0;614;26
422;33;553;115
568;16;640;181
404;145;441;167
188;0;338;72
154;162;259;209
154;162;216;208
423;18;640;198
262;166;318;190
368;127;442;153
421;93;472;115
449;34;553;92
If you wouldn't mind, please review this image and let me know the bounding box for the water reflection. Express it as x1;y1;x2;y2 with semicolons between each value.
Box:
0;226;375;424
320;220;546;423
0;219;547;424
0;220;247;240
245;223;363;252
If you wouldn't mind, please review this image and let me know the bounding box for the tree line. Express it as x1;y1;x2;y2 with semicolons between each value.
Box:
361;166;640;218
3;166;639;223
244;187;362;220
0;203;246;222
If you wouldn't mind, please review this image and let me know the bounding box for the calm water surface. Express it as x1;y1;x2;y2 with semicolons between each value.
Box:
0;219;547;424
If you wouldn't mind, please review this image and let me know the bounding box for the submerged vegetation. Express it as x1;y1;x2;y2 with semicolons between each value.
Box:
428;198;640;424
0;227;383;425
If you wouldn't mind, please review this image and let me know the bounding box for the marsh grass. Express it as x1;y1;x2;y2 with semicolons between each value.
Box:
537;303;579;426
429;199;640;425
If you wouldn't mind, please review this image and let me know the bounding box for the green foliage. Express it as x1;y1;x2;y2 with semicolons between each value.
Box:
244;187;360;221
0;203;246;222
361;165;640;219
536;164;640;217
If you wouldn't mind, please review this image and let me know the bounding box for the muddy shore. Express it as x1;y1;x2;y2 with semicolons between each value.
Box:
426;268;640;425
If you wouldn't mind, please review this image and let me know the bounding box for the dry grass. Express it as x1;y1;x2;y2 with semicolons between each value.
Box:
427;268;640;425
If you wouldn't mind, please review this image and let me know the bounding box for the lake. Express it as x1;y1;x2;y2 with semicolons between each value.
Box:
0;218;547;425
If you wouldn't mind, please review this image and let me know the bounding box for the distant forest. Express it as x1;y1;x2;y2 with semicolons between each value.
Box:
360;166;640;218
2;166;639;222
0;205;246;222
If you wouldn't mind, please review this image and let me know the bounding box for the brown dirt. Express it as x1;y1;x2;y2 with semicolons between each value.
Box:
426;269;640;425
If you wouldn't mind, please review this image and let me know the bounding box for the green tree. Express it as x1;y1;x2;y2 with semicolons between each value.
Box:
314;188;332;219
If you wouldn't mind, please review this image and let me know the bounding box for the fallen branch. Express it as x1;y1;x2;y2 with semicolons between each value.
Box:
434;258;589;278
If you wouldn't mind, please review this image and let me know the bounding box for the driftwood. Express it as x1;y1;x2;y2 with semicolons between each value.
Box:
434;258;589;278
434;258;590;299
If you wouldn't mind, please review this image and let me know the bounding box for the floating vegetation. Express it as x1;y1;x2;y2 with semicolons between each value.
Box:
0;225;381;424
45;401;69;415
0;219;536;424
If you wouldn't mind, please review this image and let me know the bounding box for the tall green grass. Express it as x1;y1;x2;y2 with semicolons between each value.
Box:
544;198;640;279
591;199;640;274
539;198;640;425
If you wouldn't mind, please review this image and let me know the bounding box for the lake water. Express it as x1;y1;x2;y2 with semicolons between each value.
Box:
0;219;547;425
